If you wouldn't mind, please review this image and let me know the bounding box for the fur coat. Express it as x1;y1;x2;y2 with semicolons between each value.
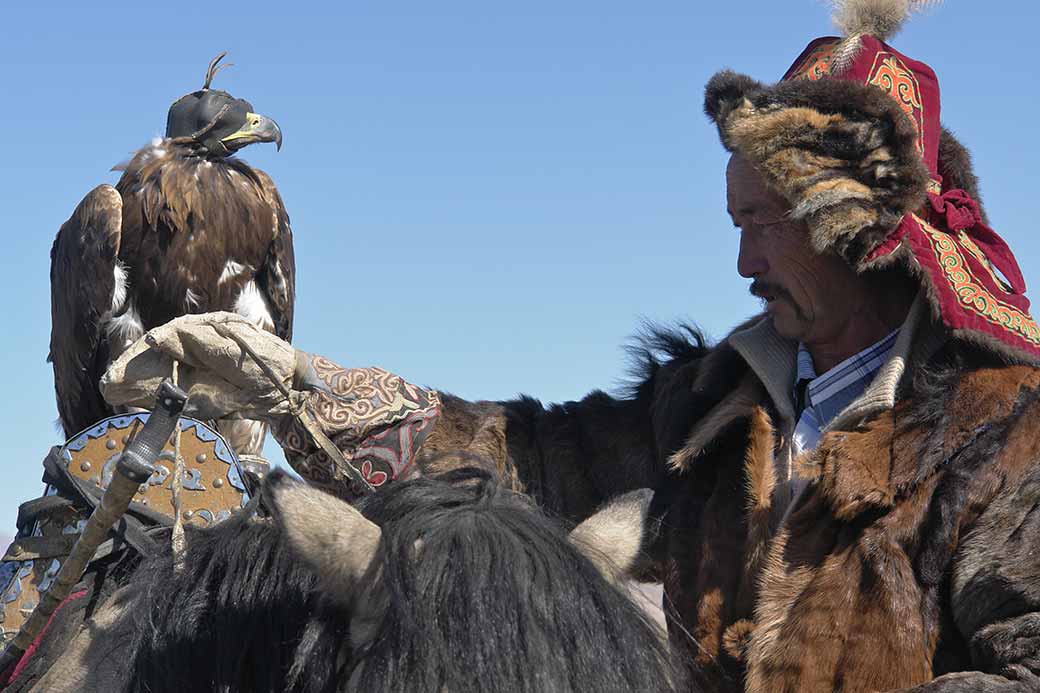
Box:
415;300;1040;692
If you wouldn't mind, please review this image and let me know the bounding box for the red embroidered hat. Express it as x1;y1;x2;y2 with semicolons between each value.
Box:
705;0;1040;362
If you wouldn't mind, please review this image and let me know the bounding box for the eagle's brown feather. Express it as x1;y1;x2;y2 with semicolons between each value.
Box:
116;141;292;332
49;140;296;444
49;185;124;437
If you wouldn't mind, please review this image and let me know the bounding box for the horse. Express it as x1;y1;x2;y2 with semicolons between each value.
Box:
24;467;684;692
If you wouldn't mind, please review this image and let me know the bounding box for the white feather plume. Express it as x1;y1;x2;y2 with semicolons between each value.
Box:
830;0;941;42
826;0;941;74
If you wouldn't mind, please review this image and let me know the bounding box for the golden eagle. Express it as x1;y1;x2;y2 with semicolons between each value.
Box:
49;53;295;456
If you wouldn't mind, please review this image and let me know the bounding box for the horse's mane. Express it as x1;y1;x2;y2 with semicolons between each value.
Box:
120;468;679;692
350;467;679;692
120;507;347;693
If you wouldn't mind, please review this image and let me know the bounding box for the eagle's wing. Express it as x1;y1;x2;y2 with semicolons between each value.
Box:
254;170;296;342
49;185;123;437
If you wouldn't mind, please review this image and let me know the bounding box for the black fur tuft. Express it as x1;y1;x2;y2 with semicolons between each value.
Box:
348;467;680;691
704;70;763;143
121;509;347;693
624;321;710;398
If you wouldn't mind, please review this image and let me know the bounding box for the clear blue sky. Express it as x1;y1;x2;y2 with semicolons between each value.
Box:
0;1;1036;534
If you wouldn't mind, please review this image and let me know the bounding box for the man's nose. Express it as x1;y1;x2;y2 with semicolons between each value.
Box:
737;231;768;278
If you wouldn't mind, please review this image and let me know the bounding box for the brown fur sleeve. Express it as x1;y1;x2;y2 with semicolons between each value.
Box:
899;464;1040;691
951;466;1040;686
417;390;661;523
416;325;715;524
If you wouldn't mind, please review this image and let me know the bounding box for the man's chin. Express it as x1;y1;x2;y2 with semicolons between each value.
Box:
766;304;807;341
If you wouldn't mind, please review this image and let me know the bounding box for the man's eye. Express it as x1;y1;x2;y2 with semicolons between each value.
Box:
758;219;789;233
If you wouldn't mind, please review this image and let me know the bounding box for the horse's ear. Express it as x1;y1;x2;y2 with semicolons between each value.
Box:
569;488;653;580
267;472;382;590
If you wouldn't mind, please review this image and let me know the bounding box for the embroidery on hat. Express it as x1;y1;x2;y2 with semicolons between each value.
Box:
958;230;1014;292
868;53;925;155
787;41;838;81
918;215;1040;346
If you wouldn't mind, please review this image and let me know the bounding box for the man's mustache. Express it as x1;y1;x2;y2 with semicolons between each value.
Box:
749;280;791;302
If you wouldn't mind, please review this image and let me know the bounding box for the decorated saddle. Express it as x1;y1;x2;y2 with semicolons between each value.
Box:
0;413;257;650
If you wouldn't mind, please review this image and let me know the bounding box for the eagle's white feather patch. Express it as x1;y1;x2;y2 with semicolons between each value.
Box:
234;280;275;331
106;302;145;354
217;418;268;456
185;288;202;310
218;260;250;285
110;262;129;314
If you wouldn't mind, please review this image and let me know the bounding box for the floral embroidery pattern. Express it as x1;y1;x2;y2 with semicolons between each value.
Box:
786;41;836;81
273;358;441;498
867;53;925;155
919;216;1040;346
957;230;1014;293
360;460;388;487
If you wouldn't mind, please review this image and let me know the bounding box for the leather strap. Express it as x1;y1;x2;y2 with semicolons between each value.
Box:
36;447;166;558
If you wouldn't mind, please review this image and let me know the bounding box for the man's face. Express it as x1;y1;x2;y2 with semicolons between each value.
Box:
726;154;862;344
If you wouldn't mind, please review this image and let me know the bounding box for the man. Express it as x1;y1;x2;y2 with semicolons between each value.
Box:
103;1;1040;690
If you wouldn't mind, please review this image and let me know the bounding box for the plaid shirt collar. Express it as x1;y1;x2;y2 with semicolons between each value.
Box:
793;329;900;453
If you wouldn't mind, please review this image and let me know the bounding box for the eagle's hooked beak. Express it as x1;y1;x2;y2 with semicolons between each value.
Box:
220;112;283;151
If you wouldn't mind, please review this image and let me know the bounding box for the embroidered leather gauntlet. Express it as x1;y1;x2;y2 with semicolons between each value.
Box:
100;312;441;497
274;352;441;496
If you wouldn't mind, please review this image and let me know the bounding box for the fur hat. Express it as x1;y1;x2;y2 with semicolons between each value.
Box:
705;0;1040;362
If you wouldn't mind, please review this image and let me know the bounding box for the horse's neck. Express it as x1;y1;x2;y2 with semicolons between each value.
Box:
27;586;133;692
